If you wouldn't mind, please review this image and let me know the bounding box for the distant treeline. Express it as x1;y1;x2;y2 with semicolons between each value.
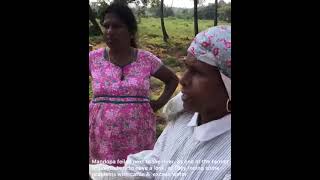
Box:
90;1;231;22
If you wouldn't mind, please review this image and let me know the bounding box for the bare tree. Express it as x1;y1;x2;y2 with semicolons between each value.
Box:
193;0;206;36
160;0;169;42
194;0;199;36
214;0;218;26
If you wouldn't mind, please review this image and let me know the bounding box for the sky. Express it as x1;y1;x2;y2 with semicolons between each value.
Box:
90;0;231;8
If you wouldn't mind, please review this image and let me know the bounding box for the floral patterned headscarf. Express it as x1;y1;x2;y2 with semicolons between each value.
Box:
187;25;231;99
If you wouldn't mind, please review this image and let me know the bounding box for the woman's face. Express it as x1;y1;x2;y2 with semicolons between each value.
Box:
102;13;131;49
180;53;229;113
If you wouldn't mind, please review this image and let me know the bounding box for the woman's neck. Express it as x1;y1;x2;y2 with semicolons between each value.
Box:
198;109;229;125
109;46;134;62
108;46;135;66
109;46;132;56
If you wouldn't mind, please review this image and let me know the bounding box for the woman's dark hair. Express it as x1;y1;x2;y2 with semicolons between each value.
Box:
102;3;138;48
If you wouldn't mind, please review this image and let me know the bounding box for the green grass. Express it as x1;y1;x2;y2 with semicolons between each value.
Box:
138;17;228;48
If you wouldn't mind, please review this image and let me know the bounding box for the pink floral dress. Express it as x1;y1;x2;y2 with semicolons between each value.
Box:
89;48;162;166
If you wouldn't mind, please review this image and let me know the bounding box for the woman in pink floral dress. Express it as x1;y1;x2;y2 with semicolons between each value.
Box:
89;3;178;166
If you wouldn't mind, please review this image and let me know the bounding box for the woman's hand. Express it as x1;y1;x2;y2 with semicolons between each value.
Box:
150;100;162;112
151;66;179;113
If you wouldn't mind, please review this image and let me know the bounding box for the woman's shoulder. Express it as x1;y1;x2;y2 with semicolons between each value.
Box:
137;49;157;58
136;49;162;63
89;48;105;60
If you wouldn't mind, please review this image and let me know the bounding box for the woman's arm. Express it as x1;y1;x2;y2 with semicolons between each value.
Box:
151;65;179;112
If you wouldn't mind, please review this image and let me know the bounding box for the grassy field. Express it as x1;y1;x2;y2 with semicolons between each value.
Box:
89;17;230;137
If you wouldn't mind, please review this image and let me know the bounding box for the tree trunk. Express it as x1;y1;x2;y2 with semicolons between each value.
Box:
194;0;199;36
214;0;218;26
89;4;103;35
160;0;169;42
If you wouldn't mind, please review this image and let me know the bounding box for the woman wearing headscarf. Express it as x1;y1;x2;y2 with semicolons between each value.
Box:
89;25;231;180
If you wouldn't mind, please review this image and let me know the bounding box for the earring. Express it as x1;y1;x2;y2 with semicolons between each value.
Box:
226;99;231;113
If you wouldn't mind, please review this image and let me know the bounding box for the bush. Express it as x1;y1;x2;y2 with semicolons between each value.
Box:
89;25;102;36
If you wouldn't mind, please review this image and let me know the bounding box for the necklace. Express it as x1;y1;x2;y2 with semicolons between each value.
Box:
105;47;136;81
